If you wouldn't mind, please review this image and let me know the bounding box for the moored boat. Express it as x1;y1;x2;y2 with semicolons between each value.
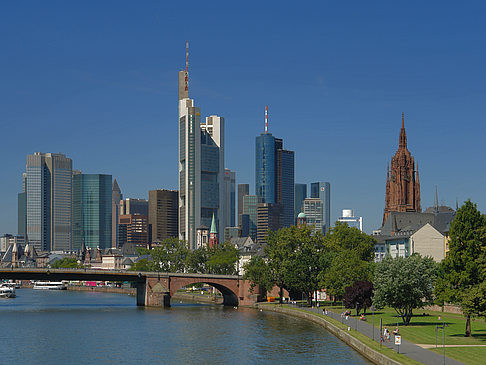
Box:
0;285;16;298
33;281;67;290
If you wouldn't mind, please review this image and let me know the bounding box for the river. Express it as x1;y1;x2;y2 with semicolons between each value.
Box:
0;289;371;364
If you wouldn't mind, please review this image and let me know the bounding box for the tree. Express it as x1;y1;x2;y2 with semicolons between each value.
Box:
243;256;273;295
186;246;211;274
206;242;239;275
343;280;374;315
374;254;438;325
51;257;81;269
130;258;151;272
318;223;375;300
435;200;486;336
149;238;190;272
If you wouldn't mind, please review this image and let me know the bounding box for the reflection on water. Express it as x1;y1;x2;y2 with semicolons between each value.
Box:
0;289;370;364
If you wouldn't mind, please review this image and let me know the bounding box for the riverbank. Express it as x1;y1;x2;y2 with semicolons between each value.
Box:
67;285;136;295
256;303;420;365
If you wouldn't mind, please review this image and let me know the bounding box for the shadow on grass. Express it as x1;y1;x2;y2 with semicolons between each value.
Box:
450;330;486;341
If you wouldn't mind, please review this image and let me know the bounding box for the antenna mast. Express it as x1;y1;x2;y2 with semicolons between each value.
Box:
185;41;189;92
265;105;268;133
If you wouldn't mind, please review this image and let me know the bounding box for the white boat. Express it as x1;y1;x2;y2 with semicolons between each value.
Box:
33;281;67;290
0;285;16;298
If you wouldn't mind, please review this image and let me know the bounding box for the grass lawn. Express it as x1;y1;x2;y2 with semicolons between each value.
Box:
321;303;486;365
430;347;486;365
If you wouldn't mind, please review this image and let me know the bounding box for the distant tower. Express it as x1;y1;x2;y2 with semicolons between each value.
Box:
383;113;421;225
209;213;218;248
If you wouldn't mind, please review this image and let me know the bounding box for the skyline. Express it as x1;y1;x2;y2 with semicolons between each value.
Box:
1;1;486;234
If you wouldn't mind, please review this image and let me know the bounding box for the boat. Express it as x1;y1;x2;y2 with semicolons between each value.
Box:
0;285;16;298
33;281;67;290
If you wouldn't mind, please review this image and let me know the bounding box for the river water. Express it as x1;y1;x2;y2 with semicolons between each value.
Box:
0;289;370;364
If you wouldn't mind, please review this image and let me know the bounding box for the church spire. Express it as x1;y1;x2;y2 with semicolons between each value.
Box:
399;112;407;149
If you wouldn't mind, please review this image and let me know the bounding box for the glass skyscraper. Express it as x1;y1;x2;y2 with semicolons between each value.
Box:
311;182;331;235
255;133;276;204
294;183;307;224
73;174;112;250
24;152;72;252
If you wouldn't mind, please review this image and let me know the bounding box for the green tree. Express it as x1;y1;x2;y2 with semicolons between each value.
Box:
243;256;273;295
130;258;151;272
51;257;81;269
207;242;239;275
186;246;211;274
343;280;374;315
149;237;190;272
324;222;375;261
435;200;486;336
374;254;438;325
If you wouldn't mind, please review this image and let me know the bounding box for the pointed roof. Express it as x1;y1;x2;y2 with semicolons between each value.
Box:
210;213;217;234
399;112;407;149
112;178;121;193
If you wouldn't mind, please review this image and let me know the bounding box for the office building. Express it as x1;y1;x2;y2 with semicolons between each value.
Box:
119;214;149;248
303;198;323;235
311;181;331;235
178;44;225;249
72;174;112;250
223;169;236;231
1;234;24;252
149;189;178;243
237;184;249;227
111;179;122;248
242;195;261;242
23;152;73;252
256;202;282;244
294;183;307;224
338;209;363;231
224;227;240;243
255;109;294;228
120;198;148;217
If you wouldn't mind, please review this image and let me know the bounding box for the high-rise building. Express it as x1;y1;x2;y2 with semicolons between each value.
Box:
178;44;225;249
119;214;149;248
338;209;363;231
294;183;307;224
383;113;421;225
242;195;261;242
23;152;73;252
17;192;26;239
256;202;282;244
303;198;323;235
311;181;331;235
72;174;112;250
237;184;249;227
120;198;148;217
149;189;178;243
111;179;122;248
223;169;236;231
255;109;294;228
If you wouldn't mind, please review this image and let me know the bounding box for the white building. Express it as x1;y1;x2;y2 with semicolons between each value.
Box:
338;209;363;231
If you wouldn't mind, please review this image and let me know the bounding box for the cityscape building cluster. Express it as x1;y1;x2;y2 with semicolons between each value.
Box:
0;44;458;268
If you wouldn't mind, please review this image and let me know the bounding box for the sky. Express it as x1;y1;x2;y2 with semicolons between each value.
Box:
1;1;485;234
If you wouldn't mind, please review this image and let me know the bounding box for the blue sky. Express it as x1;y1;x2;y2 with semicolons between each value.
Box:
1;1;485;234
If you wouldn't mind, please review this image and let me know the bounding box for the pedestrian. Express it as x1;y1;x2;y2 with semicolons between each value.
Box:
383;327;389;342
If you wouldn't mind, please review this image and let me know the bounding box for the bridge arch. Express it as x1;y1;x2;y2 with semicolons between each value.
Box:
168;278;239;307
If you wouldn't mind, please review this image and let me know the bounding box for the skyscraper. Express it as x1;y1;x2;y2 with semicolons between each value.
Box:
149;189;178;242
303;198;323;235
223;169;236;231
242;195;261;242
294;183;307;224
383;113;421;225
310;181;331;235
119;198;148;217
237;183;249;227
111;179;122;248
24;152;73;252
178;44;225;249
72;174;112;250
255;107;294;228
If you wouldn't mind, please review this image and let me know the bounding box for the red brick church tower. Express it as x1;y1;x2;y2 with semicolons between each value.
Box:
383;113;421;225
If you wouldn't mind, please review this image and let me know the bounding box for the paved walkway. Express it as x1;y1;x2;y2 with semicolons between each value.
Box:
290;304;465;365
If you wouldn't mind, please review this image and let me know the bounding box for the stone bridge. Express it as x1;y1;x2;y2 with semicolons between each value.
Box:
0;269;261;307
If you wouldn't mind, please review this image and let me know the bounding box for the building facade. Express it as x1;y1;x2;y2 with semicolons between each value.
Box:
338;209;363;231
302;198;323;235
294;183;307;224
222;169;236;232
148;189;178;243
237;183;249;228
72;174;112;250
111;179;122;248
178;55;225;249
256;202;282;244
118;214;149;248
242;195;261;242
23;152;73;252
120;198;148;217
310;182;331;235
383;113;421;225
